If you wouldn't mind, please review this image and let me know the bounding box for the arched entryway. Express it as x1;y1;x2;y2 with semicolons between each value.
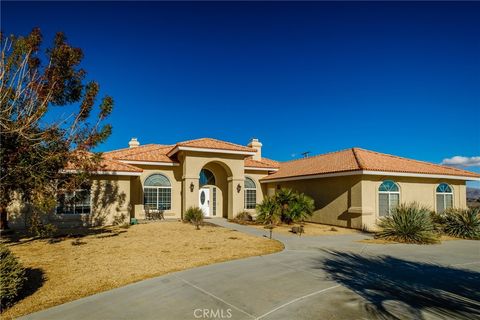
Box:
198;162;231;218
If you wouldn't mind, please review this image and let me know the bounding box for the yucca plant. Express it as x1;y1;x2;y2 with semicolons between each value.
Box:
442;208;480;240
184;206;204;230
376;203;439;244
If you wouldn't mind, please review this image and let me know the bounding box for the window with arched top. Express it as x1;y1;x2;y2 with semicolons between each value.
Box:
199;169;215;187
436;183;453;213
378;180;400;216
144;174;171;210
244;177;257;209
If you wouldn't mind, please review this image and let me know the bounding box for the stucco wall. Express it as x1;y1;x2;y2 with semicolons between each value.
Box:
265;175;365;229
244;170;275;216
361;175;467;228
263;174;468;231
130;164;183;219
180;151;246;219
7;175;132;229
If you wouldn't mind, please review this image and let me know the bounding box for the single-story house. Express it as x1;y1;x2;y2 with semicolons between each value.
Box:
8;137;480;230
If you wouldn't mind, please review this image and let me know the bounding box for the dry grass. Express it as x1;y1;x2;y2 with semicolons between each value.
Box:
1;222;283;319
251;222;362;236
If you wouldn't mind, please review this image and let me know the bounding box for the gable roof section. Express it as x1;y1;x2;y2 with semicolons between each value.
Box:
261;148;480;182
64;152;143;175
167;138;256;156
245;157;280;170
353;148;480;178
98;158;143;173
104;144;176;163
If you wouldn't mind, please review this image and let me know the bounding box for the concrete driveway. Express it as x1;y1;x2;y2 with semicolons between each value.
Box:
21;219;480;320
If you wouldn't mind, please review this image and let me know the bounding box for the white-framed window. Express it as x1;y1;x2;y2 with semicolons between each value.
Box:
436;183;453;213
378;180;400;216
244;177;257;209
56;188;91;214
143;174;171;210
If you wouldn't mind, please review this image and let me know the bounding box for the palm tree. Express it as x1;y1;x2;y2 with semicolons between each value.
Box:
274;188;297;224
288;193;315;223
256;196;280;239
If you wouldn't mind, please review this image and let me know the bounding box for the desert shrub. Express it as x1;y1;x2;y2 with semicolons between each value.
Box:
442;208;480;240
375;203;439;244
184;206;204;230
235;211;253;222
28;216;57;238
0;244;26;308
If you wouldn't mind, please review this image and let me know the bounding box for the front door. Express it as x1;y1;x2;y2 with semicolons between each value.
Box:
199;188;210;217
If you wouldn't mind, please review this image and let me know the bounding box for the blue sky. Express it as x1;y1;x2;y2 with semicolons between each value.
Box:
2;1;480;186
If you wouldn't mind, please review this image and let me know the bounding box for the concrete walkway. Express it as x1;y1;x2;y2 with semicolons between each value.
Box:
21;219;480;320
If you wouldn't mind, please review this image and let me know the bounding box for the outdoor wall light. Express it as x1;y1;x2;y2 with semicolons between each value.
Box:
190;182;194;192
236;183;242;193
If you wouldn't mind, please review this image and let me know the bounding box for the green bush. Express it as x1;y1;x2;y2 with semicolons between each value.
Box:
0;244;26;308
442;208;480;240
235;211;253;222
184;206;204;230
288;193;315;223
28;214;57;238
256;196;281;239
376;203;439;244
256;196;280;225
271;188;315;224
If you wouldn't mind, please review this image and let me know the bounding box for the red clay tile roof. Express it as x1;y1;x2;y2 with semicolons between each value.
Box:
261;148;480;181
104;144;176;163
65;152;143;173
173;138;256;153
98;159;143;172
245;157;280;169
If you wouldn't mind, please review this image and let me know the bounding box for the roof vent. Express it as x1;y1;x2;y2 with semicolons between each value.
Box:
129;138;140;148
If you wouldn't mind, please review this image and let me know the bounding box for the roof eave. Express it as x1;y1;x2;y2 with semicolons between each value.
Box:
167;146;256;157
60;169;143;176
260;169;480;183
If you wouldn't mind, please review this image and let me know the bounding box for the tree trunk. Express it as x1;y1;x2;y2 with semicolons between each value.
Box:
0;205;9;230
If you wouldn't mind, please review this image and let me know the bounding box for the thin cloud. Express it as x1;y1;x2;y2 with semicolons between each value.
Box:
441;156;480;167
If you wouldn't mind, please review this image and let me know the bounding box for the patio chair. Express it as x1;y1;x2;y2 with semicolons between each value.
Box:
144;205;154;220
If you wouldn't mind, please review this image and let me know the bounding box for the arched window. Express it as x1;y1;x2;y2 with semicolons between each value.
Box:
244;177;256;209
144;174;171;210
378;180;400;216
436;183;453;213
199;169;215;187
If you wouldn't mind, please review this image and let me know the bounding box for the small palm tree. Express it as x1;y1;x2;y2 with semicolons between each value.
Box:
256;196;280;239
288;193;315;223
274;188;297;224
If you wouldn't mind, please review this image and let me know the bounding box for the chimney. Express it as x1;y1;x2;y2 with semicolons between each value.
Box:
247;138;262;161
129;138;140;148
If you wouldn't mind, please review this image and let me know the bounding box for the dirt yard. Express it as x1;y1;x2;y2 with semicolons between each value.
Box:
251;222;362;236
1;221;283;319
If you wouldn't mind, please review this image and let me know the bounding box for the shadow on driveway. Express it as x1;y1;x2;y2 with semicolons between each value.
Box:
316;251;480;319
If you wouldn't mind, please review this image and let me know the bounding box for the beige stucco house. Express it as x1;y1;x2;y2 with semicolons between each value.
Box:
9;137;480;230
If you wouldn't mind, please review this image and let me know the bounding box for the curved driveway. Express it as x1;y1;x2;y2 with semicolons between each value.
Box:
21;219;480;320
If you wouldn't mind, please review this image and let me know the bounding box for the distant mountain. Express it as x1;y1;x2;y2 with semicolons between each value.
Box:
467;187;480;201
